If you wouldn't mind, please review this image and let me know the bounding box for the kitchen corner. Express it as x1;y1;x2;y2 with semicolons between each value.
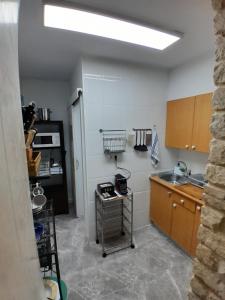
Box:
149;169;205;257
2;1;221;299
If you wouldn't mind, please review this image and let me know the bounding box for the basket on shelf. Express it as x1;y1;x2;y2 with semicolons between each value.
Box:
28;151;41;177
102;130;127;154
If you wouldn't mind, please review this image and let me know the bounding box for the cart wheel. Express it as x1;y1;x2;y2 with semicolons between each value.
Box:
102;253;107;258
96;239;99;244
131;244;135;249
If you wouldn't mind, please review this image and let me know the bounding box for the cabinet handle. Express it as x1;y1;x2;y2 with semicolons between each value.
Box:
197;206;201;211
168;191;172;196
173;203;177;208
185;145;189;149
191;145;196;150
180;199;184;204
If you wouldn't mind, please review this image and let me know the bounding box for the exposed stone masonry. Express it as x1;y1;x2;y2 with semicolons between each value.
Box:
188;1;225;299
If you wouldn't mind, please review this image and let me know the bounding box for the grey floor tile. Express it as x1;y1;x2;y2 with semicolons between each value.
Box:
97;288;141;300
134;224;163;248
144;270;185;300
56;215;192;300
100;253;155;291
68;288;85;300
67;269;126;300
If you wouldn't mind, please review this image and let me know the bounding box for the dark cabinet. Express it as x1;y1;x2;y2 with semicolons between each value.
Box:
32;121;69;215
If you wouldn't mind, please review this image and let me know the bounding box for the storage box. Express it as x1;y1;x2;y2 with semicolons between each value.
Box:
26;147;33;161
28;151;41;177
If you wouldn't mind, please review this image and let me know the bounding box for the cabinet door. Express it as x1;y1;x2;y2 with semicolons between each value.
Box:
150;181;173;235
191;205;202;256
192;93;212;153
165;97;195;150
171;202;195;254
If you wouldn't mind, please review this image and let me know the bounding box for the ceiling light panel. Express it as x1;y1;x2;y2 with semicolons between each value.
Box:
44;4;180;50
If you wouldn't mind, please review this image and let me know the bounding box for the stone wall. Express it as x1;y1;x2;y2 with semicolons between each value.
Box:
188;1;225;299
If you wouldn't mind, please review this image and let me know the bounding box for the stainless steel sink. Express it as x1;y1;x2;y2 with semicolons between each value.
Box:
159;173;188;185
155;171;206;188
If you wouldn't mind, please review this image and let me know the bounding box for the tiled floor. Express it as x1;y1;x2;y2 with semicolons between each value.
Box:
56;213;192;300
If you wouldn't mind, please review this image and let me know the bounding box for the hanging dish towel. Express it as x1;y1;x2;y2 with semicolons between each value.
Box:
150;126;160;167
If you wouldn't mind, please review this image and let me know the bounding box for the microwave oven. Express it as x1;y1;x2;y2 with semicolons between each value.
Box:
33;132;60;148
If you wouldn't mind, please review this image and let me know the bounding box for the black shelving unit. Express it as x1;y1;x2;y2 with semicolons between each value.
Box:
31;121;69;215
33;200;63;299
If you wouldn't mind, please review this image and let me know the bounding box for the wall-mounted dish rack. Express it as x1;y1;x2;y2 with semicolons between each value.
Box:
99;129;127;154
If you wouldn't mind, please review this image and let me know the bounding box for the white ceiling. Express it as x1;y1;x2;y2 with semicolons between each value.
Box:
18;0;215;80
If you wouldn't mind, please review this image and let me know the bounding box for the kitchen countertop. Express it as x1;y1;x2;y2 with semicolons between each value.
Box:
150;175;204;206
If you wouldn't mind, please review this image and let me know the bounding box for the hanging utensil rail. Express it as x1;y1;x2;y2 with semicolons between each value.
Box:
99;129;126;133
133;128;152;131
133;128;152;152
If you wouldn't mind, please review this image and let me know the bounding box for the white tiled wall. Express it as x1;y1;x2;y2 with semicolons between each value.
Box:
70;54;215;241
81;58;178;240
178;151;208;175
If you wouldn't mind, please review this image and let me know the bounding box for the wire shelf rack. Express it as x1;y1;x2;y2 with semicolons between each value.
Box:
33;199;63;299
100;130;127;154
95;188;134;257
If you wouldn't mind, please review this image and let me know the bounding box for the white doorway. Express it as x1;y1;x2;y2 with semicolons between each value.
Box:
71;96;85;217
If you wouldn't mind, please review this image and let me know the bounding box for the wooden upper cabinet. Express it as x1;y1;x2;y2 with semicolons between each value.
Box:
165;97;195;150
165;93;212;153
192;93;212;153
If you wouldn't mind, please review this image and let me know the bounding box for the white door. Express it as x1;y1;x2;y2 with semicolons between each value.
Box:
71;100;85;217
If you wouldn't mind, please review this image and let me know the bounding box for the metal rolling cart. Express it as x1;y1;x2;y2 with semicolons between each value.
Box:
95;188;135;257
33;199;63;299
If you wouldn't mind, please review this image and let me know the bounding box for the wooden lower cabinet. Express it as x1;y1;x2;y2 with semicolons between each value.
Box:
171;202;195;255
150;181;172;235
150;180;202;256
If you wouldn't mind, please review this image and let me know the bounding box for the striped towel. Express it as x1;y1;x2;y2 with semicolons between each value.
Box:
150;127;160;167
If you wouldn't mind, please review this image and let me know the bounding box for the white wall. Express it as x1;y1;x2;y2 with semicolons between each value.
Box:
0;1;45;299
69;60;88;221
168;53;215;99
69;54;215;241
167;53;215;174
20;79;73;202
81;58;178;240
70;59;83;99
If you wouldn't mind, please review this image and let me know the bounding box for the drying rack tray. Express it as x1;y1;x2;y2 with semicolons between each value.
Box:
100;130;127;154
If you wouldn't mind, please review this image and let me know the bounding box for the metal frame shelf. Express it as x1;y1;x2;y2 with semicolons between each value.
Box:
95;188;134;257
33;199;63;299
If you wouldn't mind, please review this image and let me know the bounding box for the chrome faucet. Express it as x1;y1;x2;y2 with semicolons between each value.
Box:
177;161;189;176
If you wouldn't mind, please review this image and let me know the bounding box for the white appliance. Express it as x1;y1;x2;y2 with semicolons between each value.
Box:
33;132;60;148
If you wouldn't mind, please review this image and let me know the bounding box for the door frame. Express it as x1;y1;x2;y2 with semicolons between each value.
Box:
70;90;88;218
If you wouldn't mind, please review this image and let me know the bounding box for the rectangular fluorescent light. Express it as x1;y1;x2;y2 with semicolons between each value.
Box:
44;4;180;50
